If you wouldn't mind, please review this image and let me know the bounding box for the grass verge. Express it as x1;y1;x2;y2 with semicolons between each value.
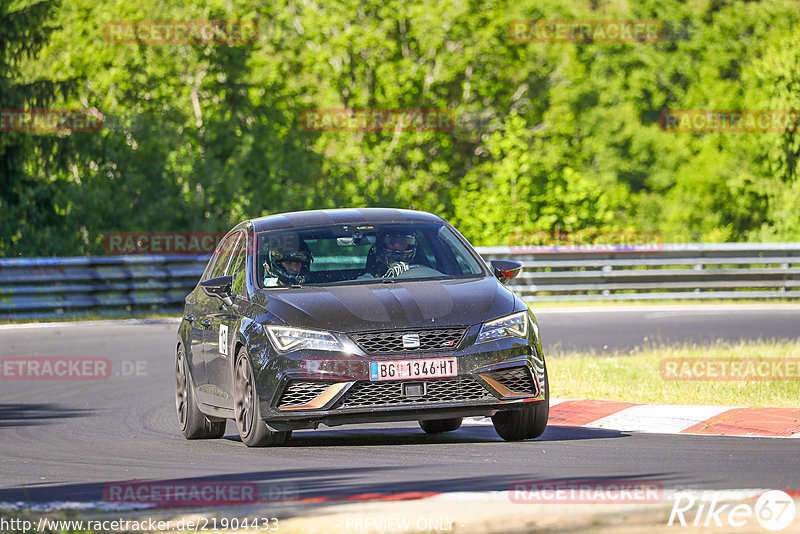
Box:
549;340;800;408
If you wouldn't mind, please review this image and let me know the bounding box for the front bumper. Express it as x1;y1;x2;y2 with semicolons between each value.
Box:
251;326;546;431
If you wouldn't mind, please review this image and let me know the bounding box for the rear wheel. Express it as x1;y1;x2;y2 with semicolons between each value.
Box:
234;347;291;447
419;417;463;434
492;364;549;441
175;345;225;439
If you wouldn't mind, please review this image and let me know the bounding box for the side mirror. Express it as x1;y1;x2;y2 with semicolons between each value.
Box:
490;260;522;285
201;275;234;306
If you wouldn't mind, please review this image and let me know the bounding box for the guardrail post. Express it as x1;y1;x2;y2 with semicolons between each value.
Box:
602;264;612;296
781;262;789;293
693;260;704;293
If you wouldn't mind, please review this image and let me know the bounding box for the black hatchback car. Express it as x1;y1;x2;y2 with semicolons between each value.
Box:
175;208;548;446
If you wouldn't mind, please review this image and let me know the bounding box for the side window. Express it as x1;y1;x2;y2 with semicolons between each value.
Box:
208;233;240;280
228;233;247;296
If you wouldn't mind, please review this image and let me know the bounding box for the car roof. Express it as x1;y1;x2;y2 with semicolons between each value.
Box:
248;208;445;233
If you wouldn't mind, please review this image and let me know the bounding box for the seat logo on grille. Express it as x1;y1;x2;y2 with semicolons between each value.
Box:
402;333;421;349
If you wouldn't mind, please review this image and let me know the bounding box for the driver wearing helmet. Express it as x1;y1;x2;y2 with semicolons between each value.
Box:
362;232;418;278
264;239;313;286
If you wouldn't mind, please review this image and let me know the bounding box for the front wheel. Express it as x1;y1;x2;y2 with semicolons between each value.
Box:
419;417;463;434
234;347;291;447
175;345;225;439
492;364;549;441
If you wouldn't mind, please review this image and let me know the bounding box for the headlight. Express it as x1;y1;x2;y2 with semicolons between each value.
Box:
265;325;344;352
476;311;529;343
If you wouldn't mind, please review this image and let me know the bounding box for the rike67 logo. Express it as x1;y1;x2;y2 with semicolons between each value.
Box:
668;490;796;531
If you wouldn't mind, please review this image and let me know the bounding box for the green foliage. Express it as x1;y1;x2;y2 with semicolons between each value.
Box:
3;0;800;257
0;0;83;256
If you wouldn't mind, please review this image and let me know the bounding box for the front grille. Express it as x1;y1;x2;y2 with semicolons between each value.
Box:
277;380;331;408
484;366;537;395
334;376;496;409
351;328;467;355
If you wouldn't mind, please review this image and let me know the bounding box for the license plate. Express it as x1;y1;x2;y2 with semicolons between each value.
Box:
369;357;457;381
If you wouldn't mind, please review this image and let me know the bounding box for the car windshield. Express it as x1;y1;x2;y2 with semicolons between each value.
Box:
256;222;486;288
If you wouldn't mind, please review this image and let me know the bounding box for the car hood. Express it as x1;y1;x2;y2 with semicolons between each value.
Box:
255;277;518;333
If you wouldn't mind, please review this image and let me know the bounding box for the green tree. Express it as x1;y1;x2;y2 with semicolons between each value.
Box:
6;0;800;256
0;0;81;256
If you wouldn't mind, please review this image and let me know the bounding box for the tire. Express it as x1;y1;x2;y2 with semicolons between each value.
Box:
419;417;463;434
491;364;549;441
234;347;291;447
175;345;226;439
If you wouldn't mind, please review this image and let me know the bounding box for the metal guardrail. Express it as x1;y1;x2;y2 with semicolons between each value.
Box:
482;242;800;302
1;243;799;319
0;255;207;320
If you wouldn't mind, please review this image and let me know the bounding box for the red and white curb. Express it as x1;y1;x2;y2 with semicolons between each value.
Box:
464;399;800;438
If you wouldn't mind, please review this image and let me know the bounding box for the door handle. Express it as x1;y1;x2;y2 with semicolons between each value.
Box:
200;318;213;328
184;314;196;323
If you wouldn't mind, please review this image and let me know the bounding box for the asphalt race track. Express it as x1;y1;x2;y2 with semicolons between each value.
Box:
536;304;800;353
1;305;799;506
